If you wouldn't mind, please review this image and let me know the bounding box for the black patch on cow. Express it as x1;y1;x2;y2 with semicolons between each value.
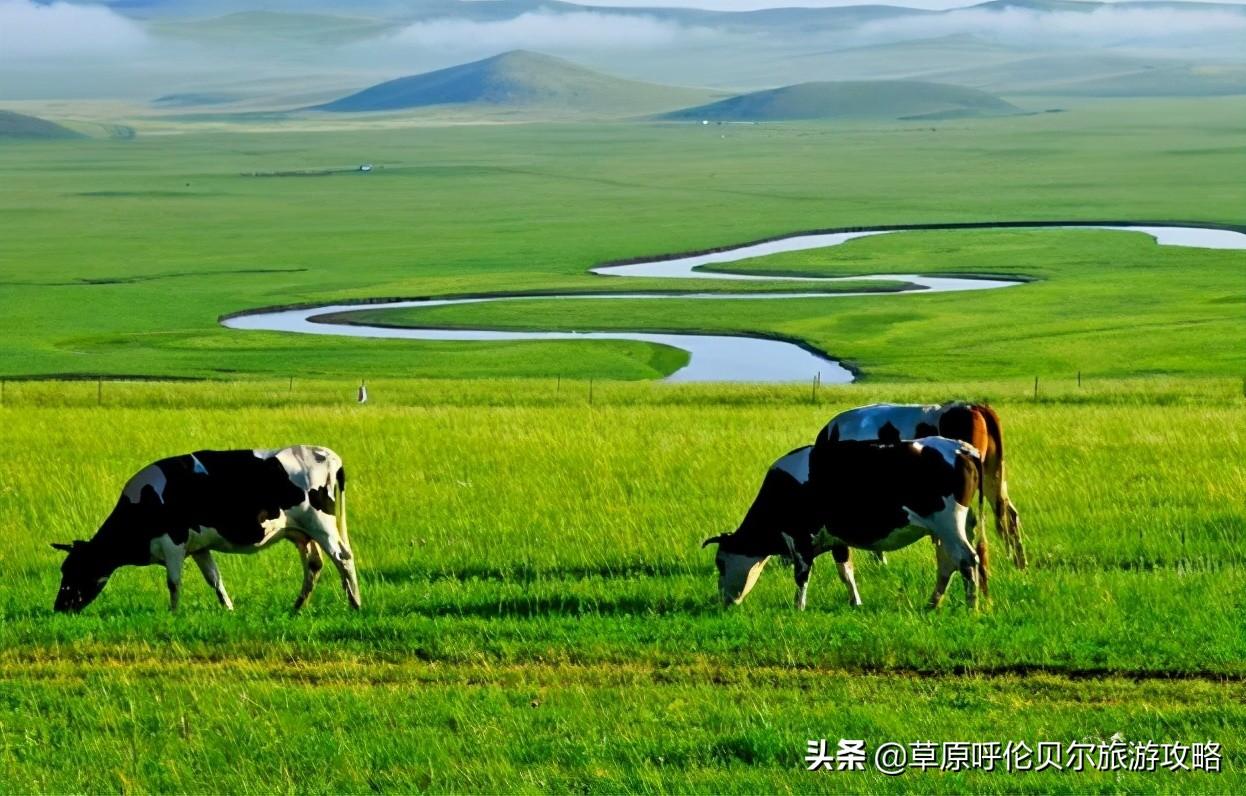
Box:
877;422;901;444
308;485;335;516
715;439;976;573
938;404;977;446
82;450;308;566
336;465;346;493
806;439;972;549
718;446;821;559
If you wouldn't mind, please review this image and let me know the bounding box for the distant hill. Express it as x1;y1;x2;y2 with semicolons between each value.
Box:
663;81;1021;122
0;110;83;140
1034;63;1246;97
927;51;1246;97
313;50;712;116
153;92;244;108
153;11;396;46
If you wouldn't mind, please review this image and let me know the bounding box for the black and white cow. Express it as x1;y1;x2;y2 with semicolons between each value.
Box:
703;438;984;611
52;445;358;613
819;401;1025;569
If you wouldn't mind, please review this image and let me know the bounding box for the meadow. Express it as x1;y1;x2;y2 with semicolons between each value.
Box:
1;97;1244;792
1;378;1243;792
1;97;1244;381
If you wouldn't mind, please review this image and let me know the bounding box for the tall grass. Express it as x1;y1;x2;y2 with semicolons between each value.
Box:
0;379;1241;790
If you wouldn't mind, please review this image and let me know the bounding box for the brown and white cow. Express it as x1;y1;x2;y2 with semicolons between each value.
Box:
704;437;985;611
52;445;358;613
818;402;1026;569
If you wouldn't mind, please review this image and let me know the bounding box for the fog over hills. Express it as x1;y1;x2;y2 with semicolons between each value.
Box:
663;79;1021;121
3;1;1244;105
313;50;714;116
0;109;83;139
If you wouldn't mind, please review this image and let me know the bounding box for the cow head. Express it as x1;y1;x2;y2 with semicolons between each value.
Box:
51;540;111;613
702;533;769;606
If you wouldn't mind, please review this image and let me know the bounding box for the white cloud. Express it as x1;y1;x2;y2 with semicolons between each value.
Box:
855;6;1246;47
572;0;1246;7
385;11;712;53
0;0;148;60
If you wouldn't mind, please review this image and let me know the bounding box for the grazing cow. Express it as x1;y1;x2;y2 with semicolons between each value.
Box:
819;402;1025;569
703;438;983;611
52;445;358;613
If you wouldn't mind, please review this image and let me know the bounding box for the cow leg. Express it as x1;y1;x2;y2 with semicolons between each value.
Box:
984;467;1026;569
298;514;361;610
326;550;361;611
960;556;979;611
927;541;957;610
871;551;887;566
305;530;360;611
1003;500;1027;570
793;561;813;611
165;547;186;612
192;550;233;610
781;533;813;611
964;509;984;610
291;535;324;612
976;538;990;604
964;507;989;602
833;544;862;607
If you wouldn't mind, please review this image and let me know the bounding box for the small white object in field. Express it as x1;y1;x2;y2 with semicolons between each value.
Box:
357;383;368;403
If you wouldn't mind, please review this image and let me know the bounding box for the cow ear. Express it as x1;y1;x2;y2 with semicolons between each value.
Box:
702;534;727;548
51;542;74;553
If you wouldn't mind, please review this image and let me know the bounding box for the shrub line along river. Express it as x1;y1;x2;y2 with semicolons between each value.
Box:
222;223;1246;383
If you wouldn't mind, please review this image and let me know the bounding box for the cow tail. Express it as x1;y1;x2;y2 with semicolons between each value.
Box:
334;463;349;548
974;403;1025;568
972;405;1004;517
968;446;989;601
966;445;984;519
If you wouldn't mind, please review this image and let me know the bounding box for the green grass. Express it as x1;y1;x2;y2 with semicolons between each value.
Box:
351;226;1246;381
0;379;1243;791
3;98;1246;792
1;97;1244;381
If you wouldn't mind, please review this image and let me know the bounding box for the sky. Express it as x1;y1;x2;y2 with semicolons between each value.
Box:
572;0;1246;8
2;0;1244;99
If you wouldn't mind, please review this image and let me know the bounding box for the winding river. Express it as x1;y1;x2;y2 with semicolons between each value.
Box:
222;224;1246;383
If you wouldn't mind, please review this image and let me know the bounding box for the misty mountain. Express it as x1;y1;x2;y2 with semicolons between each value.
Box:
313;50;714;115
664;80;1021;122
7;1;1246;104
0;109;84;139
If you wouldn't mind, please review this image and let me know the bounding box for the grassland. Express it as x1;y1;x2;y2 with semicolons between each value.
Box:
350;225;1246;381
1;378;1244;792
1;96;1244;382
2;97;1245;792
